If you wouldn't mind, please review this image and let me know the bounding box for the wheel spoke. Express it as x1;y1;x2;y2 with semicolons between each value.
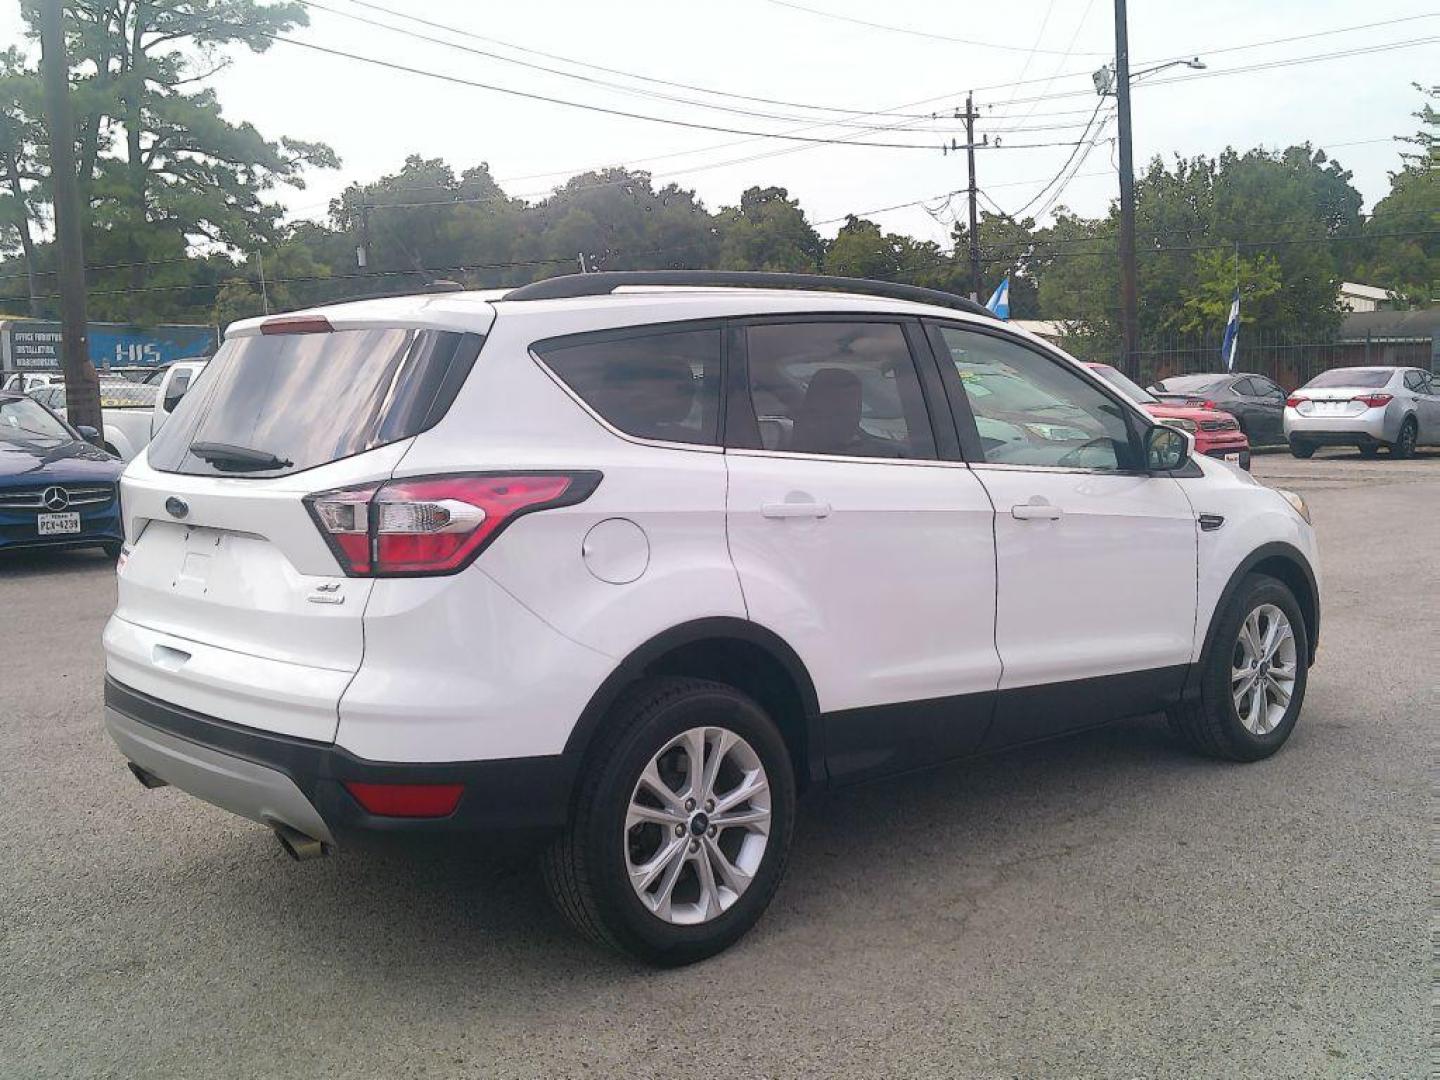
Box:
1246;680;1265;733
651;843;689;920
700;729;736;802
1231;664;1252;687
679;728;707;799
711;806;770;833
705;836;753;895
694;844;723;918
1263;621;1293;662
627;802;685;829
713;771;767;815
1267;675;1292;704
1241;612;1263;661
636;760;683;814
631;836;686;894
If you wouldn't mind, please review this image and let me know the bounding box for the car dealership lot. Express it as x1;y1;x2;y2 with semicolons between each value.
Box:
1;450;1433;1079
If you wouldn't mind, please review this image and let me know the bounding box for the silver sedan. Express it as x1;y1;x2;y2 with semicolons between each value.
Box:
1285;366;1440;459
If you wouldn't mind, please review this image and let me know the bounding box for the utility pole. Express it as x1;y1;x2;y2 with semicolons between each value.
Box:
39;0;102;438
356;200;373;273
255;251;270;314
963;93;983;302
1113;0;1139;380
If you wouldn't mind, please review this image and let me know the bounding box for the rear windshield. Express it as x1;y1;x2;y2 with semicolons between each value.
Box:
147;328;481;477
1303;368;1392;389
1156;375;1227;394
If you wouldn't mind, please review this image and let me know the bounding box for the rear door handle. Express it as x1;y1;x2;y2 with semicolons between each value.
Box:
762;501;832;519
1011;500;1062;521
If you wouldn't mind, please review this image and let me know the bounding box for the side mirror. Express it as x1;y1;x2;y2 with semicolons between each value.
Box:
1145;424;1190;471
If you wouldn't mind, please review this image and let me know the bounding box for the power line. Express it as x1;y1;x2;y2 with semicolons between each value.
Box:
265;34;953;149
763;0;1110;54
301;0;983;133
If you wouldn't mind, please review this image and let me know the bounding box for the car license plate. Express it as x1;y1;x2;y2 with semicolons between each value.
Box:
1314;401;1347;414
1224;452;1241;463
37;512;81;536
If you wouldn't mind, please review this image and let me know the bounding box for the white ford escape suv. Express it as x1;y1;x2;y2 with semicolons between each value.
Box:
103;271;1320;964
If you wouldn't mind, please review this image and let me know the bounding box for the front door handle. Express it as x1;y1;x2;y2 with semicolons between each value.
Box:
1011;499;1062;521
762;500;832;519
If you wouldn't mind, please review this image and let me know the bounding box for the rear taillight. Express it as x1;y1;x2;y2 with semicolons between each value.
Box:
344;781;464;818
1356;393;1393;408
305;471;600;577
1286;395;1305;407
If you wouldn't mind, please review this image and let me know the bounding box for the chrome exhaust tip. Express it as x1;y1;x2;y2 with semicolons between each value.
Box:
127;761;169;789
273;823;330;862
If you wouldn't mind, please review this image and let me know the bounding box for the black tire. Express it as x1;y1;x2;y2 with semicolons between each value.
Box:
1288;440;1315;459
542;676;795;966
1389;417;1417;459
101;541;123;560
1167;573;1309;762
1357;444;1380;458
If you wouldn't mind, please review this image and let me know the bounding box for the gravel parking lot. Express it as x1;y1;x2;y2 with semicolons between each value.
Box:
1;449;1433;1079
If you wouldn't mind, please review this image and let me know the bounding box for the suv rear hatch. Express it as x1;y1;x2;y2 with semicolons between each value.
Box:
108;317;486;742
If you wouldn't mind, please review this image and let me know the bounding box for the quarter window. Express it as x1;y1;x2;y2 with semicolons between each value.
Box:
534;328;721;446
935;327;1134;470
740;321;936;460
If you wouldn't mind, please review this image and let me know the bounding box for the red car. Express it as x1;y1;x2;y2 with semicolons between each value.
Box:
1085;363;1251;470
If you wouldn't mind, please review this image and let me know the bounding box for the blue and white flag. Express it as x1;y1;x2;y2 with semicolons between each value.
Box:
985;276;1011;320
1220;287;1240;371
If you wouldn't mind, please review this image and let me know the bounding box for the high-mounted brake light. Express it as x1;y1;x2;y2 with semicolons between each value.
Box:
1355;393;1393;408
305;471;601;577
260;315;333;335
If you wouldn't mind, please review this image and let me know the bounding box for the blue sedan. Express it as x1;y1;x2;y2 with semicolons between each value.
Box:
0;391;124;558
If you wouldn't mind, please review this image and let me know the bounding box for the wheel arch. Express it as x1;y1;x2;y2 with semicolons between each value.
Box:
1199;542;1320;673
561;617;824;795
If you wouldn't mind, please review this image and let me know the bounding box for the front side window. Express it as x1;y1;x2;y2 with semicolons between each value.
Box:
534;327;721;446
935;327;1134;470
741;321;936;460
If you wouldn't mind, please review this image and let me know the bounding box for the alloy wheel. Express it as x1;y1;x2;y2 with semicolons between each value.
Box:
1230;603;1298;735
625;726;771;925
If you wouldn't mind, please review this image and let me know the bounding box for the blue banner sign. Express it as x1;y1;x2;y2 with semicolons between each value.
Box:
1;319;217;372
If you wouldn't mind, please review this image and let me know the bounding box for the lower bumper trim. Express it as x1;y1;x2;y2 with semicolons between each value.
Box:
103;677;575;844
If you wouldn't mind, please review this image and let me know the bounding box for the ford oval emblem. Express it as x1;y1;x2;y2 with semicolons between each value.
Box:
165;497;190;520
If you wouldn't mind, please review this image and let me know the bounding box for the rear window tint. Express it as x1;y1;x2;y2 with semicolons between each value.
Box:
1303;368;1393;389
148;328;480;477
534;328;721;445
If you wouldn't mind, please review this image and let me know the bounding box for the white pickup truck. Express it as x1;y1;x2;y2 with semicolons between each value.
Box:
29;359;207;461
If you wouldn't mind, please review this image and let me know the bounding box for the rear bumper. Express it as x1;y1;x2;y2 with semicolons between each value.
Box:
104;678;574;846
1284;409;1394;443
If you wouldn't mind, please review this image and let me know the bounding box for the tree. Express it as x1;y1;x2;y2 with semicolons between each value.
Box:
951;210;1042;317
1354;85;1438;307
1171;248;1282;335
716;186;822;272
20;0;338;286
0;49;46;315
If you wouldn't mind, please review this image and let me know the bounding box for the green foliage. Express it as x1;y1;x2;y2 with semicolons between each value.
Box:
716;186;822;272
1171;249;1282;334
1353;85;1438;307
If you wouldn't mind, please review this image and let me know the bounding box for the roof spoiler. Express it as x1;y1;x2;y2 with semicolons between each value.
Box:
503;271;996;319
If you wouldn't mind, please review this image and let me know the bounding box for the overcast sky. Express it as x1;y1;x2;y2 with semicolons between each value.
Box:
5;0;1437;247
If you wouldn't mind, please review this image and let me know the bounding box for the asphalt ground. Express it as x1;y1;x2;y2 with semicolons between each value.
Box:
1;448;1434;1079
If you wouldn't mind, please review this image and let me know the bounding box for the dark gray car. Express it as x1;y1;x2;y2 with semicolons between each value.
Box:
1148;372;1287;445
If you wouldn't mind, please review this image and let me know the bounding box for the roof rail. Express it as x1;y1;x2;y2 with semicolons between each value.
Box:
503;271;995;319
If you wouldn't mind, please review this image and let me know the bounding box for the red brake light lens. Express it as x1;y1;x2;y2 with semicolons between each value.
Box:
343;781;464;818
1356;393;1393;408
305;472;599;577
1286;395;1304;408
260;315;333;335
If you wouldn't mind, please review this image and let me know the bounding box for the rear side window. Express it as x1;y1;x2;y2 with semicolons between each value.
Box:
148;328;480;477
533;327;721;445
740;321;937;460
